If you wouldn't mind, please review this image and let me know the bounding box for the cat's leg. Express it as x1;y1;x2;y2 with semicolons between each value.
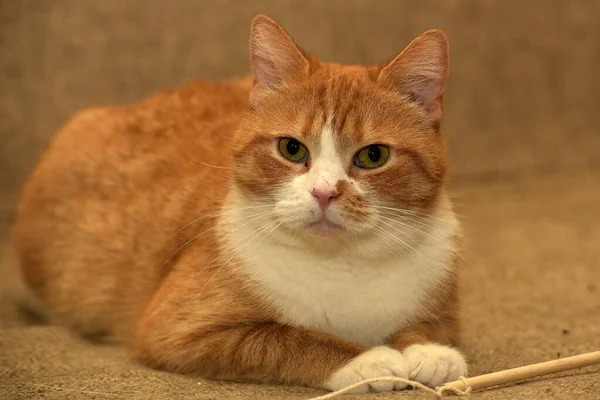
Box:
387;319;467;388
130;275;409;394
385;255;467;388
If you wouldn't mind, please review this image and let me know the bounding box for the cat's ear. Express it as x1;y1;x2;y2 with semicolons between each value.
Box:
379;30;450;129
249;14;310;104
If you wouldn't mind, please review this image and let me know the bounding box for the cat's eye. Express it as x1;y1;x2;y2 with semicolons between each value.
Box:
278;138;309;163
354;145;389;169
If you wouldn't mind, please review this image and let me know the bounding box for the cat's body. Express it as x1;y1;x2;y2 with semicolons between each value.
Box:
15;78;250;339
15;15;467;393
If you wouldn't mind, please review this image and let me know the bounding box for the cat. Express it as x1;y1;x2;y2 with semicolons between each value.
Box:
14;14;467;394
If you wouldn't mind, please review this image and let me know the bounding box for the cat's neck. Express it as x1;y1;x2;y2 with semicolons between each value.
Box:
217;187;459;345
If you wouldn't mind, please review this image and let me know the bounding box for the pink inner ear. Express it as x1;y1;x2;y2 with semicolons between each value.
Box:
248;16;309;95
399;75;443;108
418;79;443;106
379;30;449;126
385;71;446;128
251;53;281;90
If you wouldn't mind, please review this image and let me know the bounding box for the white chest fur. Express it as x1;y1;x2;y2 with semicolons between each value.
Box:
222;208;458;346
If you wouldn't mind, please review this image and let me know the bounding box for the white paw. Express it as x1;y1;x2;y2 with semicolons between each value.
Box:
402;344;467;388
324;346;409;394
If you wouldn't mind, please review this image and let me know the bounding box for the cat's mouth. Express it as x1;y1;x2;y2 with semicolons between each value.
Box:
307;218;344;235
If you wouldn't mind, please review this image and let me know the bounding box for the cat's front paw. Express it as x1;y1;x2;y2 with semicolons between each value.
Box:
324;346;409;394
402;344;467;388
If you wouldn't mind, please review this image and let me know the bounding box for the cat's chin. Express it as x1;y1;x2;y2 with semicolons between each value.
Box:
273;220;367;250
306;219;345;236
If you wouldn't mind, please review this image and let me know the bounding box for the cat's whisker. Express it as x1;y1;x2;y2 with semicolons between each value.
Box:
196;220;282;298
371;205;448;223
370;222;426;261
160;226;220;271
287;224;300;243
396;209;464;226
171;211;222;236
374;215;464;261
371;216;414;239
193;160;233;170
371;205;443;217
376;215;447;246
368;226;409;262
192;216;279;279
246;220;284;254
374;209;439;230
161;210;274;271
172;204;273;236
372;206;438;220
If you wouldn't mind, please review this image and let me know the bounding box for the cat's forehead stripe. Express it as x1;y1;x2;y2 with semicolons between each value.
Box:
300;112;315;138
302;76;366;153
333;93;357;138
316;82;328;128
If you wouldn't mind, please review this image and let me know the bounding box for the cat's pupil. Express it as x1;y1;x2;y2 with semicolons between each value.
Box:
287;140;300;155
368;146;381;162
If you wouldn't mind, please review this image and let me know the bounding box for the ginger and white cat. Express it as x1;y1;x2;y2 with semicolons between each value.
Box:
14;14;467;393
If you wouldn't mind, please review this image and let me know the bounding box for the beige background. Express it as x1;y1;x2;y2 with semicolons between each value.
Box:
1;1;599;399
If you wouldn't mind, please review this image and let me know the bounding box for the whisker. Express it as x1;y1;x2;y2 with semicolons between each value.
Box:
193;160;232;169
374;209;439;230
160;210;274;271
371;222;426;261
368;226;408;262
246;220;284;254
172;204;272;236
371;205;448;223
372;206;438;220
374;215;464;261
197;220;282;297
171;210;222;236
192;217;278;279
376;215;445;245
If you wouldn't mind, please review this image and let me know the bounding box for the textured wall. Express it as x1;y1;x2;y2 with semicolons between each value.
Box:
1;0;600;233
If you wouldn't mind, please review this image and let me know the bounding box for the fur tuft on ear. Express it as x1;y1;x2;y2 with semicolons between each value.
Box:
249;14;310;104
379;30;450;129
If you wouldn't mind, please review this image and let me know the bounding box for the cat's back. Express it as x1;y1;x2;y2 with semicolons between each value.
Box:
19;77;251;203
14;77;251;338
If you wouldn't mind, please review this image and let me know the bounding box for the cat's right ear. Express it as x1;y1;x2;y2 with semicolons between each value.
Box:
249;14;310;104
379;30;450;130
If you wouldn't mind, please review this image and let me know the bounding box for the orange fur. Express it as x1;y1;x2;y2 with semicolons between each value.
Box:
14;14;463;391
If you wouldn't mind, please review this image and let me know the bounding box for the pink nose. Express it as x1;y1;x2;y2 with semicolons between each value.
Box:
311;188;338;210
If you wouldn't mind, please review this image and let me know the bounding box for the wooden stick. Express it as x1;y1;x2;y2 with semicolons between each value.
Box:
442;350;600;392
308;351;600;399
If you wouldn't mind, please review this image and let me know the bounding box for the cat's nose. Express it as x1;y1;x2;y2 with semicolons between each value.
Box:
311;187;338;211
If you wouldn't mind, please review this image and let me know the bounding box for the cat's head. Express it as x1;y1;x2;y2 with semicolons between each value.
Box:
232;15;451;248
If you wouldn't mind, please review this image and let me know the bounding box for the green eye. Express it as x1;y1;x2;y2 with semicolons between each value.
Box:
355;145;389;169
278;138;308;163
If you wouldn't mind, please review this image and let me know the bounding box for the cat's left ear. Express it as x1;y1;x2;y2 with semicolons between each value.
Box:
249;14;310;105
379;30;450;130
